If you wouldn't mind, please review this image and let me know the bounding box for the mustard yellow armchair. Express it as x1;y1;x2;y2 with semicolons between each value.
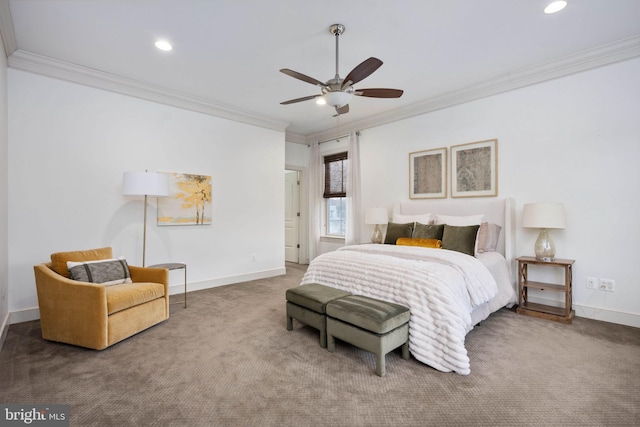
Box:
34;247;169;350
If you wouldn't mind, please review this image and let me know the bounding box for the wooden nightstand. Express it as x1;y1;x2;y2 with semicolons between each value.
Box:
516;256;574;324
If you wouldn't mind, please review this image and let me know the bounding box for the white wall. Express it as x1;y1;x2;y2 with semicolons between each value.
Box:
8;69;286;320
0;31;9;343
288;57;640;327
284;141;309;168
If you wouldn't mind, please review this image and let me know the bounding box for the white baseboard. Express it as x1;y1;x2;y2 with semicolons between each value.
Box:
168;267;286;295
0;312;9;351
9;307;40;324
574;304;640;328
521;294;639;328
10;267;287;324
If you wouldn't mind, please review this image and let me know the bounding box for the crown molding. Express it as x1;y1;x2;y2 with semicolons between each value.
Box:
0;0;17;58
284;132;307;145
4;27;638;143
303;35;640;145
8;49;289;132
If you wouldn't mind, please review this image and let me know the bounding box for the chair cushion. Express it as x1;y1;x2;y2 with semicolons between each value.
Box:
327;295;410;334
286;284;351;314
106;282;165;315
50;247;113;278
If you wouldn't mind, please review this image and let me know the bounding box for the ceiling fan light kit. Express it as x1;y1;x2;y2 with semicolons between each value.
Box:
280;23;403;116
323;91;353;108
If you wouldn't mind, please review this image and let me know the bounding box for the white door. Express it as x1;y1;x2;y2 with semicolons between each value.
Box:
284;170;300;263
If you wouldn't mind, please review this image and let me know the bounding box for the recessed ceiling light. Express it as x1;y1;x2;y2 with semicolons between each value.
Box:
155;40;173;51
544;1;567;14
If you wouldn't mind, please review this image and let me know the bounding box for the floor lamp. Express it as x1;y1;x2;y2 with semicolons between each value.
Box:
122;171;169;267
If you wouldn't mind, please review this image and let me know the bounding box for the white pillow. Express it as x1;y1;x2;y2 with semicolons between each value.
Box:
392;213;432;224
434;214;484;226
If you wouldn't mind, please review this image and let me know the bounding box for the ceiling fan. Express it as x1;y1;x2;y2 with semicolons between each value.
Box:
280;24;403;116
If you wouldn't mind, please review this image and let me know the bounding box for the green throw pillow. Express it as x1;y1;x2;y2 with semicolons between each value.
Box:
413;223;444;240
441;224;480;256
384;222;414;244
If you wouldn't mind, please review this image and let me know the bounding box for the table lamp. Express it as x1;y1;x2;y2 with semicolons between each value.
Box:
122;171;169;266
365;207;388;244
522;202;566;261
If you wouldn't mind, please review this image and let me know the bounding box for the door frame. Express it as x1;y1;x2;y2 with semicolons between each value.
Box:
285;165;309;264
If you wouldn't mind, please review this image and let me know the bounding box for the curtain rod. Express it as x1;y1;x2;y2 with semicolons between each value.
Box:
310;131;360;147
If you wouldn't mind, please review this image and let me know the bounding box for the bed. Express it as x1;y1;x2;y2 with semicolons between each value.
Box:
301;198;517;375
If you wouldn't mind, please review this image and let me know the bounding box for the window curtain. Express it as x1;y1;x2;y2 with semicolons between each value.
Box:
308;142;323;261
345;131;361;246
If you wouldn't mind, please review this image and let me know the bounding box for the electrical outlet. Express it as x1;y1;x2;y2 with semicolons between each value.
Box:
600;278;615;292
251;254;257;262
586;277;599;289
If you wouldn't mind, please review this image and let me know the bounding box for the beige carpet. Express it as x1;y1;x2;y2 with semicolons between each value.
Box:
1;262;639;426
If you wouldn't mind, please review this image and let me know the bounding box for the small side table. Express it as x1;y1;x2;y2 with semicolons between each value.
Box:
516;256;574;323
148;262;187;308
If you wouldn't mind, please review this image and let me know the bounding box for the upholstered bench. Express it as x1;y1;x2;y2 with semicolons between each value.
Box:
286;284;351;348
326;295;410;376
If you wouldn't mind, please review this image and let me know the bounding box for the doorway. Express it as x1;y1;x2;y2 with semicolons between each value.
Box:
284;170;300;263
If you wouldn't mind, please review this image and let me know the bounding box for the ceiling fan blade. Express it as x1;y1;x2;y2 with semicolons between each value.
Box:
355;88;404;98
341;57;383;89
333;104;350;116
280;95;320;105
280;69;325;87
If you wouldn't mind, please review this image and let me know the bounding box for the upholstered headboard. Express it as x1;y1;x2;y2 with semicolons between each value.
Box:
393;197;515;265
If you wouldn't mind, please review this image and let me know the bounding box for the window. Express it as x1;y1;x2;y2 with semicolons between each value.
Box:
323;151;348;237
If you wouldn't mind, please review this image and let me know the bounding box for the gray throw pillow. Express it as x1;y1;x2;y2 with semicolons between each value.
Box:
413;223;444;240
67;258;132;286
441;224;480;256
384;222;414;244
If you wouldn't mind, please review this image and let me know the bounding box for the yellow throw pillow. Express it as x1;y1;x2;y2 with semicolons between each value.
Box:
396;237;442;248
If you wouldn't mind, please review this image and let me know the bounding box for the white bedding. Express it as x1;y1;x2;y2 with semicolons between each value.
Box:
300;244;515;375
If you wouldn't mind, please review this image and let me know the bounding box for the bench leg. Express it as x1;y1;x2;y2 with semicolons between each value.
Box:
286;315;293;331
375;353;386;377
402;340;410;360
327;332;335;352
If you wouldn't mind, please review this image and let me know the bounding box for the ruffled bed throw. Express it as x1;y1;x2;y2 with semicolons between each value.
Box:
301;244;499;375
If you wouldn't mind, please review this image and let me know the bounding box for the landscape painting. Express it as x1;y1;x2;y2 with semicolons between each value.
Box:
157;172;212;225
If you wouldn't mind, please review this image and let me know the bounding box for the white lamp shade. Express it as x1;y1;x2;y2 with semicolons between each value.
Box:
323;91;353;108
522;203;566;229
122;171;169;197
365;207;389;225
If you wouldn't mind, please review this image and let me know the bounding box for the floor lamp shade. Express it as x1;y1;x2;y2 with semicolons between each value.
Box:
122;171;169;197
122;171;169;266
522;203;566;261
365;207;388;244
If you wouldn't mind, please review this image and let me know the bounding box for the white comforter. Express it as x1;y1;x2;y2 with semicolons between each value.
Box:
301;244;500;375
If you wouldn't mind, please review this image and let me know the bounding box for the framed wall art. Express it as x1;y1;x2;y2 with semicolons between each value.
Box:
409;147;447;199
450;139;498;198
157;172;212;225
